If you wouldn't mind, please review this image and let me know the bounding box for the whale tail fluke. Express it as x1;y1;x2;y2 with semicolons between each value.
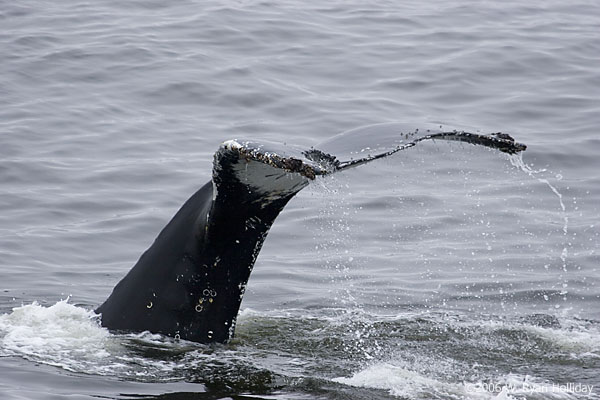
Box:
220;123;526;186
97;123;526;343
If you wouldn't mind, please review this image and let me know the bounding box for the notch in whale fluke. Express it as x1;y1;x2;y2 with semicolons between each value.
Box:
96;123;526;343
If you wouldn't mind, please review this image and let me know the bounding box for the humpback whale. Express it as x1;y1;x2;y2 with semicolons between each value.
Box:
96;123;526;343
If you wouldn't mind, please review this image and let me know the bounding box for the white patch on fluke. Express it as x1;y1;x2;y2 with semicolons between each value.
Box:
221;139;244;150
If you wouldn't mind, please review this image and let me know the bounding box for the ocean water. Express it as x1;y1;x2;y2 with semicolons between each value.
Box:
1;0;599;399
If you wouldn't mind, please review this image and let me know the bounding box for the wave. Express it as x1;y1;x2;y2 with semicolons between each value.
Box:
1;300;598;399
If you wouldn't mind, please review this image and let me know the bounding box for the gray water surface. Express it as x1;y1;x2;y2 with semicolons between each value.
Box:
1;0;599;399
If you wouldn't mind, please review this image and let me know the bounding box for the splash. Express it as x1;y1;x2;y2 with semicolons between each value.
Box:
309;177;381;361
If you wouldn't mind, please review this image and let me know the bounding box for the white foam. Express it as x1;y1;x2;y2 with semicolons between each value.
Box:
333;364;589;399
333;363;454;398
489;374;592;400
462;318;600;359
329;313;598;399
0;300;183;378
0;299;110;371
521;324;600;358
2;301;596;393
